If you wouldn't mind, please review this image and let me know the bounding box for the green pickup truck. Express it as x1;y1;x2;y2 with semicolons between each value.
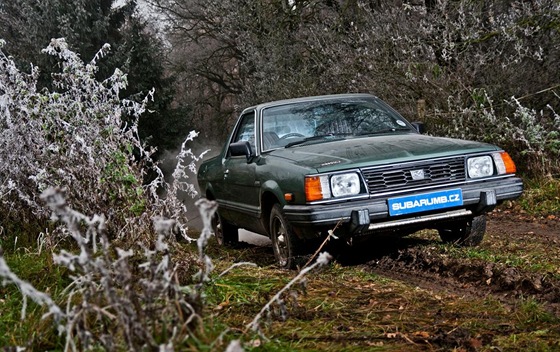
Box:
197;94;523;268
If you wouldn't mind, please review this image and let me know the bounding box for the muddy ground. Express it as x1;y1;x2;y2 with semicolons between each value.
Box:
360;211;560;313
237;211;560;312
216;210;560;350
345;210;560;351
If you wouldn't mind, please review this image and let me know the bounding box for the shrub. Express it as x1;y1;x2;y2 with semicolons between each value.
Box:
429;91;560;177
0;38;151;241
0;36;218;349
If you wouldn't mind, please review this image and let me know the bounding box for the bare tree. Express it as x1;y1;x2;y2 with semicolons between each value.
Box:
149;0;560;174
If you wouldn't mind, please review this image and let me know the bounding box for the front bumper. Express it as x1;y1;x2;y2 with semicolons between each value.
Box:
283;176;523;236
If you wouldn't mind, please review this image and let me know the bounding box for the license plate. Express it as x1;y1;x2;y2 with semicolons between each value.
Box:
388;189;463;216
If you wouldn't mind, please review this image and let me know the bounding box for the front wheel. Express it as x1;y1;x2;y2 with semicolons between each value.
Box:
212;211;239;246
270;204;306;269
438;214;486;246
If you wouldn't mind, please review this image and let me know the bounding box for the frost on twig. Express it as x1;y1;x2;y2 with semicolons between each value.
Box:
147;131;208;243
0;38;156;238
172;131;209;200
303;219;342;268
194;198;218;284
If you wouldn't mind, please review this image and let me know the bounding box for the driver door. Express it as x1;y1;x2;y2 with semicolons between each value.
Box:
223;111;260;224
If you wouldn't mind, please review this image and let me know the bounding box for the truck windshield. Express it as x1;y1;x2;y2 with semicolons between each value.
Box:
261;97;415;150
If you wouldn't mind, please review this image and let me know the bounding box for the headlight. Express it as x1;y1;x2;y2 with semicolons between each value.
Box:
305;172;362;201
467;156;494;178
331;173;361;197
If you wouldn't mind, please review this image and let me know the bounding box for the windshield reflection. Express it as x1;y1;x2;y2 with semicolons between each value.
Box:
261;97;414;150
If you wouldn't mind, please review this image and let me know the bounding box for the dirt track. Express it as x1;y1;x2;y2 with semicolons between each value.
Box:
213;211;560;350
236;211;560;310
357;211;560;314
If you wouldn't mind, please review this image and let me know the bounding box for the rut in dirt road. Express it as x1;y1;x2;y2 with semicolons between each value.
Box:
334;213;560;314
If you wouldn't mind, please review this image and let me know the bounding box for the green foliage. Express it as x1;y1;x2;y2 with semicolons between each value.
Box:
517;298;555;325
208;274;282;307
518;177;560;216
101;151;146;216
0;252;68;349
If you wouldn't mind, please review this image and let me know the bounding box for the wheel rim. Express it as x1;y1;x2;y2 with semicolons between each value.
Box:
271;216;289;267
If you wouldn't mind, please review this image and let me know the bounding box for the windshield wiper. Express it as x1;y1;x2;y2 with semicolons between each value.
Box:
284;134;347;148
356;127;411;136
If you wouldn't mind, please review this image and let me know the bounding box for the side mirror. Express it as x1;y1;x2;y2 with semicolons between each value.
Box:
229;140;254;162
411;122;425;134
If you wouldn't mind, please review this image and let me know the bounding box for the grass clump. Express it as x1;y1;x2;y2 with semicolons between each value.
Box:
0;251;68;349
517;177;560;216
208;272;283;310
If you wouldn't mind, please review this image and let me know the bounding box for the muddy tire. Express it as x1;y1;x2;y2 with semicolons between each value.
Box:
270;204;306;269
212;211;239;246
438;214;486;246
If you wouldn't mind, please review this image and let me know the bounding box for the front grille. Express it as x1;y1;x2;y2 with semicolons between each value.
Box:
361;157;466;194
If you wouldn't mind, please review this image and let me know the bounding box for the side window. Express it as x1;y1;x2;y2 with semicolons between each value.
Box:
232;112;256;151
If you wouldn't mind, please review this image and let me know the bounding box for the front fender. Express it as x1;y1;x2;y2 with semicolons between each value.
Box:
260;179;287;208
257;179;288;237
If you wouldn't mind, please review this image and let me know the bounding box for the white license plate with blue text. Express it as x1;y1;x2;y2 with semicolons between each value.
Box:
388;189;463;216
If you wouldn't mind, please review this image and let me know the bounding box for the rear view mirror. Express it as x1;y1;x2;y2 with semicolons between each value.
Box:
411;122;425;134
229;141;254;162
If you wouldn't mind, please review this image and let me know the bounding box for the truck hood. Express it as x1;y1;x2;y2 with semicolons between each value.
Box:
267;133;499;172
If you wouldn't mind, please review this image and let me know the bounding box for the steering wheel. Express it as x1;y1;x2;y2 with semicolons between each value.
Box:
280;132;305;139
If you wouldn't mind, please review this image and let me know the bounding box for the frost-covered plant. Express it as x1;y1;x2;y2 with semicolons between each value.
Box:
1;158;223;351
0;37;214;349
509;98;560;175
148;131;210;242
0;36;210;244
0;187;206;351
0;38;152;238
431;90;560;176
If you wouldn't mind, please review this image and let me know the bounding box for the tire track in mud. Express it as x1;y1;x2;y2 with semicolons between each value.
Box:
366;245;560;309
236;212;560;311
338;214;560;313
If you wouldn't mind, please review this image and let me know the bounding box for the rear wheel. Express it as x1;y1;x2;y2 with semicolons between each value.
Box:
270;204;306;269
212;211;239;246
438;214;486;246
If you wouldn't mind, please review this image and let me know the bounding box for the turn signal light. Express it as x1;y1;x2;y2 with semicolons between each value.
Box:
493;152;517;175
305;176;323;202
500;152;517;174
